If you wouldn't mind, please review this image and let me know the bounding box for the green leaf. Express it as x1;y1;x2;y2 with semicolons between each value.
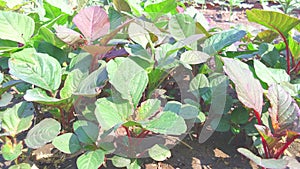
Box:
178;104;199;119
39;27;65;48
1;142;22;161
189;73;210;99
76;150;105;169
128;22;150;49
8;163;31;169
288;36;300;60
111;155;131;168
231;107;249;124
148;144;171;161
24;88;68;105
60;69;84;99
246;9;300;36
73;63;108;96
0;11;34;43
137;99;161;121
143;111;187;135
180;50;211;66
267;84;300;133
254;30;278;43
203;29;246;56
73;120;99;144
127;159;141;169
254;60;289;86
1;102;34;136
0;39;18;53
144;0;177;21
258;43;281;67
52;133;81;154
169;14;195;41
223;58;263;114
108;58;148;107
95;97;132;130
0;80;22;96
0;92;13;107
237;148;287;169
9;48;62;93
46;0;76;15
25;118;61;149
113;0;131;13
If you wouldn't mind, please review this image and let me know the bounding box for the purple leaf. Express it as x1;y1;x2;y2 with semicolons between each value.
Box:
267;84;300;134
73;6;110;42
223;58;263;114
55;26;85;46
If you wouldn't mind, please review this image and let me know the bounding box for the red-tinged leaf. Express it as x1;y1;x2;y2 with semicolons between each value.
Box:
82;45;113;57
255;124;299;157
73;6;110;42
223;58;263;114
55;26;85;46
267;84;300;134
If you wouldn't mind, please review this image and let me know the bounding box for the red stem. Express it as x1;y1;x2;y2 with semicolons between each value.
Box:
254;110;269;159
273;27;290;74
123;126;132;146
59;107;66;129
274;135;299;159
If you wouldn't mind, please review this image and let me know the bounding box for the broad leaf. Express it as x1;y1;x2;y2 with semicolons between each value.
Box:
246;9;300;36
144;0;177;21
52;133;81;154
107;58;148;107
55;26;85;46
288;36;300;60
254;60;290;86
148;144;171;161
1;102;34;136
73;6;110;42
111;155;131;168
0;92;13;107
128;22;150;49
180;51;211;66
169;14;195;41
238;148;287;169
254;30;278;43
0;11;34;43
223;58;263;114
136;99;161;121
143;111;186;135
39;27;66;48
189;73;210;99
25;118;61;149
73;120;99;144
60;69;84;99
112;0;131;13
46;0;77;15
9;48;62;93
76;150;105;169
24;88;68;105
266;84;300;133
95;97;132;130
203;29;246;56
73;63;108;96
1;142;22;161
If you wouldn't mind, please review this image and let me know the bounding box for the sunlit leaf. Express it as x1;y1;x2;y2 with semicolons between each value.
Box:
73;6;110;42
1;102;34;136
223;58;263;114
144;0;177;21
137;99;161;121
55;26;85;46
254;60;290;86
128;22;150;49
25;118;61;149
76;150;105;169
169;14;195;41
111;155;131;168
24;88;68;106
246;9;300;36
149;144;171;161
266;84;300;133
52;133;81;154
0;11;34;43
9;48;62;93
1;142;22;161
203;29;246;56
238;148;287;168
